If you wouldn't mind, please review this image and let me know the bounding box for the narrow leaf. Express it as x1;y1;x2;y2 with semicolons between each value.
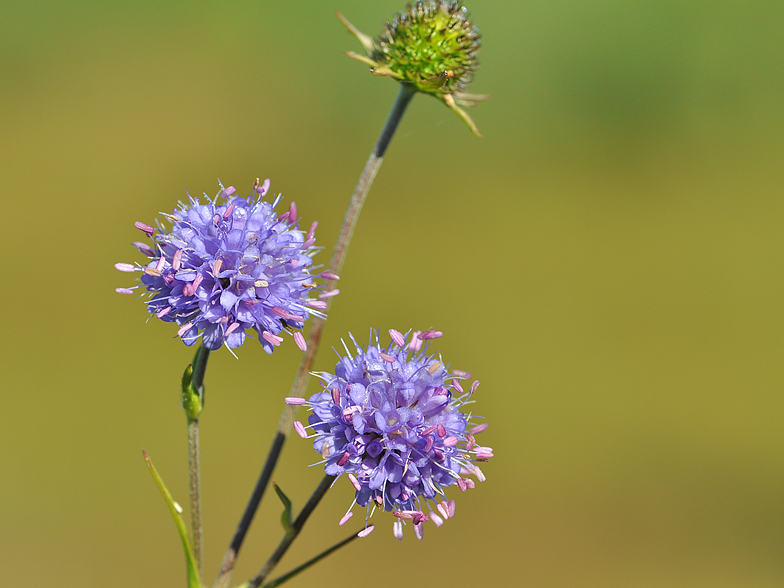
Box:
143;450;202;588
272;482;293;534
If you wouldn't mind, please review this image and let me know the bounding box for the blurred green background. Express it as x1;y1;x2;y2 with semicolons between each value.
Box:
2;0;784;586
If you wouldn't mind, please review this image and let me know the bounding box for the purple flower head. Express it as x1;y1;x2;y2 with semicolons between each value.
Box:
116;179;334;352
289;329;492;540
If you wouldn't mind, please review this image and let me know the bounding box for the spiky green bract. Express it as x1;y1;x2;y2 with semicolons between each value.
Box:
339;2;488;137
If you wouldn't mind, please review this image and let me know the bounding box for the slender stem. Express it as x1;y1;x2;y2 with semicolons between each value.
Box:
188;417;203;579
186;345;209;580
213;432;285;588
248;475;336;588
278;83;416;434
260;531;360;588
213;84;415;588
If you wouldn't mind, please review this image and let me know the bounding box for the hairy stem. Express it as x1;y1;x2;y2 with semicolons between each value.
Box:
187;417;202;578
186;345;208;579
213;84;415;588
279;83;416;432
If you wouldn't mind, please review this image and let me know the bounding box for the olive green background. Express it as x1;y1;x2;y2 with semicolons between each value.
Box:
2;1;783;586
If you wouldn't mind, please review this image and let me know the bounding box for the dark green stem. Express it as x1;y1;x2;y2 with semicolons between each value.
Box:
260;531;360;588
213;85;415;588
247;475;336;588
213;432;285;588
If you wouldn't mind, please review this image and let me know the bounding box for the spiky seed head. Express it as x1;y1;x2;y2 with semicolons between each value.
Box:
339;2;488;137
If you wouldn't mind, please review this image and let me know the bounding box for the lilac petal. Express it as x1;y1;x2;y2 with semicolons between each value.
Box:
219;289;238;310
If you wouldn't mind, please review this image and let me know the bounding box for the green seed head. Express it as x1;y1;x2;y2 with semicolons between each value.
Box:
339;1;488;137
374;1;480;95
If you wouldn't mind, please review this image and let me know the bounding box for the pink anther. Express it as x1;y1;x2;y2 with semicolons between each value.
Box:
293;332;307;351
389;329;406;347
293;421;308;438
172;249;183;271
134;221;154;236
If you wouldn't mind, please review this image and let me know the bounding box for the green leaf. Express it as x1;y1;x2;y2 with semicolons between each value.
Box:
273;482;293;534
181;363;202;420
143;450;202;588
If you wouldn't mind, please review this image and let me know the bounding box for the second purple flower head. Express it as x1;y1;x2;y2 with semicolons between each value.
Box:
288;329;492;540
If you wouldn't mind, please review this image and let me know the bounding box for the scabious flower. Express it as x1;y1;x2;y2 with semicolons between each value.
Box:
116;179;337;353
338;1;488;137
287;329;492;539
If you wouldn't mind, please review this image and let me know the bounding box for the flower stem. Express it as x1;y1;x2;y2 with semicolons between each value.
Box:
259;531;360;588
212;84;415;588
279;82;416;432
186;345;209;580
187;417;202;579
213;432;285;588
247;475;337;588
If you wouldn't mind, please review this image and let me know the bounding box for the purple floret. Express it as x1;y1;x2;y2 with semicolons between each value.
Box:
290;329;492;539
116;179;330;352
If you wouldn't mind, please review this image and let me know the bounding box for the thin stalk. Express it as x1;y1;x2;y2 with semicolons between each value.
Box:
260;531;360;588
278;83;416;433
213;84;415;588
187;417;202;578
186;345;209;579
248;475;336;588
213;432;285;588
